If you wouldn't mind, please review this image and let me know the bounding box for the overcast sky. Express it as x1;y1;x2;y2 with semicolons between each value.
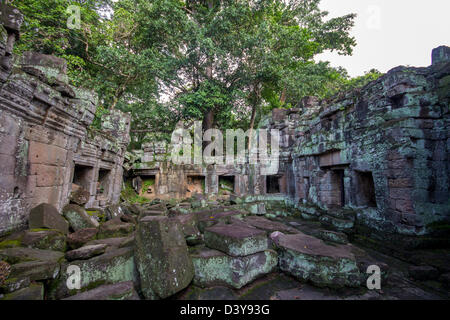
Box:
316;0;450;77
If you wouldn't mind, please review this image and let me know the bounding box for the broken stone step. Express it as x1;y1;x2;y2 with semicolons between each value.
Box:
65;244;107;262
191;246;278;289
271;231;361;288
48;247;136;300
204;223;269;257
319;214;354;232
63;281;140;300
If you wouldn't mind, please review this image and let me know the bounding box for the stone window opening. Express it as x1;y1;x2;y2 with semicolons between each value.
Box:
186;175;205;196
72;164;94;192
266;175;281;194
97;168;112;198
219;176;235;195
355;171;377;208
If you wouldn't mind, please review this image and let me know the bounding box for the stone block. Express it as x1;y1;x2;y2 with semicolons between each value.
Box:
63;204;99;231
191;246;277;289
135;216;194;299
271;231;361;288
49;247;136;300
28;203;69;235
204;223;268;257
65;244;107;261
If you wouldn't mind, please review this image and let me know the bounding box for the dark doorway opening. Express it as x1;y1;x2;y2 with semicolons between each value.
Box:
330;169;345;207
355;171;377;207
266;176;281;194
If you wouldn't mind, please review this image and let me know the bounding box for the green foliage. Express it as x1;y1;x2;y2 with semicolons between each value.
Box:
10;0;360;144
121;180;151;204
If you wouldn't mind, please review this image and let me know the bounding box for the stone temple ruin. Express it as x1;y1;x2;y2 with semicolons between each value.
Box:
0;5;449;300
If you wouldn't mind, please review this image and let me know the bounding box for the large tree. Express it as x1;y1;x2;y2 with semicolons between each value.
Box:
11;0;359;149
153;0;357;134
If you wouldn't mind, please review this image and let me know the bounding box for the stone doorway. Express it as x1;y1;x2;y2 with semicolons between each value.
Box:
219;176;235;195
97;168;112;199
266;175;281;194
72;164;94;192
186;175;205;197
140;175;157;199
355;171;377;208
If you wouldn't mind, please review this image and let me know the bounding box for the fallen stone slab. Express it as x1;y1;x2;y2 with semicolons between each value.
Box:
63;204;99;231
244;216;299;235
65;244;107;262
67;228;98;249
135;216;194;299
22;229;66;251
271;231;361;288
9;259;60;281
97;218;134;239
63;281;140;300
86;236;134;252
29;203;69;235
48;247;136;300
191;246;278;289
0;247;64;264
1;283;44;300
204;223;268;257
